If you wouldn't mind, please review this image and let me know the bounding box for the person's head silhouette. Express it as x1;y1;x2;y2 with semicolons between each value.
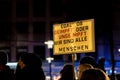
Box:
0;51;8;65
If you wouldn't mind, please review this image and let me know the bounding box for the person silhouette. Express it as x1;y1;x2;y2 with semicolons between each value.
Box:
0;51;14;80
77;64;94;80
14;53;45;80
58;63;76;80
79;56;98;68
80;68;110;80
98;57;106;72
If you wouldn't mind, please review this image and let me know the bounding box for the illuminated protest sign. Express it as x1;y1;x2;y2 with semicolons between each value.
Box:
53;19;95;55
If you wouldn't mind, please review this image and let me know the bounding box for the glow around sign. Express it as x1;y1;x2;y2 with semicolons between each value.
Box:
53;19;95;55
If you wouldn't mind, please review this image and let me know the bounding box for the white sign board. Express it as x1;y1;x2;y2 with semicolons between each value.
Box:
53;19;95;55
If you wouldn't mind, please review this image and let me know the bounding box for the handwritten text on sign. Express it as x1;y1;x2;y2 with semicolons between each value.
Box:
53;19;95;55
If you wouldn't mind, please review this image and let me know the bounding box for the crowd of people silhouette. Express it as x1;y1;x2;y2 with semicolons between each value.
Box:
0;51;112;80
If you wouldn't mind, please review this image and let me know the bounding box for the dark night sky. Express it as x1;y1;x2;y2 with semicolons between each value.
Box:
0;0;114;42
65;0;112;42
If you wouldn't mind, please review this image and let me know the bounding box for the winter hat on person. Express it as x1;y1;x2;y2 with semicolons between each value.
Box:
20;53;42;67
80;56;97;68
0;51;8;65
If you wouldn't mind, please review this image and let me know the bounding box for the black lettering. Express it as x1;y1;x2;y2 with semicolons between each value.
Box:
59;47;65;52
59;48;62;51
76;21;82;26
75;36;87;42
85;45;89;49
76;26;88;32
58;45;89;52
81;45;84;50
63;39;74;44
54;40;62;45
61;23;72;28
